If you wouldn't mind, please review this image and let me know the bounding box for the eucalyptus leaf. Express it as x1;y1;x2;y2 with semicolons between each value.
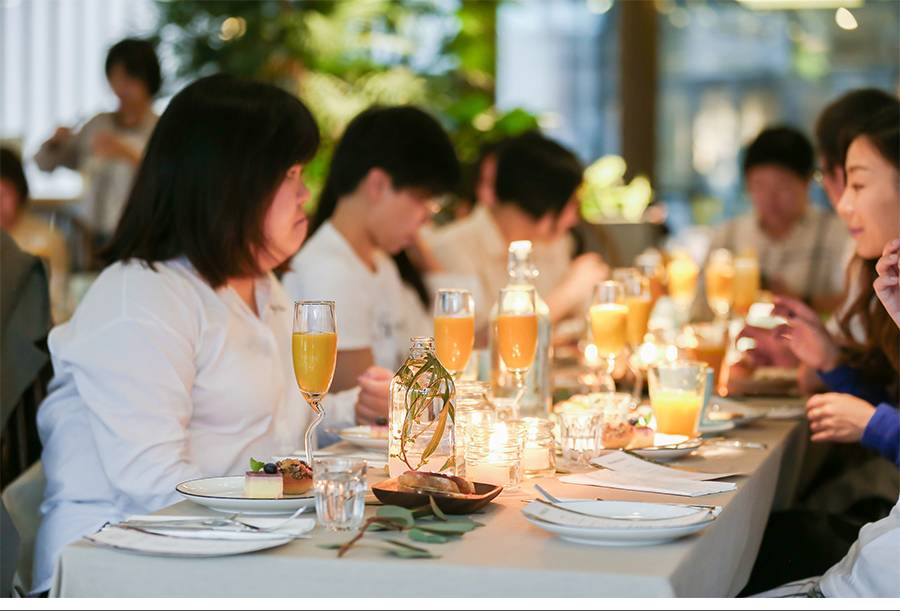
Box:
317;543;343;550
408;528;449;544
390;548;440;559
428;496;448;521
376;505;415;528
414;520;479;534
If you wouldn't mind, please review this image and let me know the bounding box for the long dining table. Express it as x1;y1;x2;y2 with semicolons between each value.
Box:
51;399;810;598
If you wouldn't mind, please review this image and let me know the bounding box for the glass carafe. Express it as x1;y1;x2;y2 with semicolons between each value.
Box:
388;336;457;478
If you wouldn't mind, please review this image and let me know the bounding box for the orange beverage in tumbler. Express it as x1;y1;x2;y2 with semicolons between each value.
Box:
292;332;337;395
667;257;698;303
590;303;629;355
733;255;760;316
651;389;703;436
497;313;538;370
705;259;735;313
624;295;652;347
434;315;475;373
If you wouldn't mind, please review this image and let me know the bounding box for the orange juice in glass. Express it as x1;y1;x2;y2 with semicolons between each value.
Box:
648;361;708;437
496;287;538;390
667;254;699;306
620;272;653;347
733;254;760;316
434;289;475;376
292;332;337;394
705;249;735;319
590;304;628;355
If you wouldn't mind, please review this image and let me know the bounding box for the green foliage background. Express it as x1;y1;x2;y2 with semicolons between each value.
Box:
153;0;539;210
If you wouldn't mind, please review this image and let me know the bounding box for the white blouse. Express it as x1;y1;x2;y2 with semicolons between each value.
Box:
32;257;356;592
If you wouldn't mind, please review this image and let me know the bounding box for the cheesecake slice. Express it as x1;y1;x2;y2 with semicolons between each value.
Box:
244;471;283;498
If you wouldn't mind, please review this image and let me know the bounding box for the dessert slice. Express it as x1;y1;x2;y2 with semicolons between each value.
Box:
276;458;313;495
244;471;283;498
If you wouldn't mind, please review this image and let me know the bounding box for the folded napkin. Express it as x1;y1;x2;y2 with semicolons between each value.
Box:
87;526;296;557
522;500;718;530
119;515;315;540
590;451;741;481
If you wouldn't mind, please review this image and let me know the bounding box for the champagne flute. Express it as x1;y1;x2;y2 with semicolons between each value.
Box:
433;288;475;378
622;271;653;395
733;251;761;317
705;248;735;322
589;281;628;392
292;300;337;467
496;287;538;397
666;252;698;326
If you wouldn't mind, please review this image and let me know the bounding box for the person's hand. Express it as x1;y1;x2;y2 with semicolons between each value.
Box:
548;253;609;321
874;238;900;329
806;393;876;444
736;324;800;368
771;295;840;371
355;365;392;425
50;126;72;146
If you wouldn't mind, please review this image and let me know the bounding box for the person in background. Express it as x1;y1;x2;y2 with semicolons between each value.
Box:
281;106;460;402
425;131;608;331
34;38;160;247
706;126;851;315
32;75;366;594
0;148;69;323
741;101;900;597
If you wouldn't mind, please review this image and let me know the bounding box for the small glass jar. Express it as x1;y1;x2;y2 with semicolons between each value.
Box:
464;421;525;489
507;417;556;478
453;381;495;478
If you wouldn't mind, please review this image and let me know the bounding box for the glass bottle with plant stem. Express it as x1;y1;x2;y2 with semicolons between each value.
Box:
388;336;457;478
488;240;552;418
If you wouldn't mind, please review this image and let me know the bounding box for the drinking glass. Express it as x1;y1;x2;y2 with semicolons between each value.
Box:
705;248;735;321
557;406;603;467
648;360;708;437
313;457;367;532
589;281;627;392
733;252;761;317
293;300;337;467
434;288;475;378
666;253;698;325
496;287;538;393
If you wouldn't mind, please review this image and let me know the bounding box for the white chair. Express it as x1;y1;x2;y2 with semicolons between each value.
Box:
2;461;45;594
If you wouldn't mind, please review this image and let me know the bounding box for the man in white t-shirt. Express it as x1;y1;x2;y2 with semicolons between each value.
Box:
282;106;459;417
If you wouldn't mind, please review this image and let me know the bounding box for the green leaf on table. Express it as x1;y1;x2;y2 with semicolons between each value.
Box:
390;548;440;559
428;496;448;521
249;457;265;472
408;528;449;544
413;520;480;535
317;543;343;550
376;505;415;528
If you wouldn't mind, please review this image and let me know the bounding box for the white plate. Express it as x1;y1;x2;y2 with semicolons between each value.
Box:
176;476;315;516
521;500;717;546
699;419;735;435
707;397;766;426
87;526;292;557
338;426;389;450
595;433;701;462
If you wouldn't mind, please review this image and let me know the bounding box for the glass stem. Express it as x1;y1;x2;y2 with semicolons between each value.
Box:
304;400;325;467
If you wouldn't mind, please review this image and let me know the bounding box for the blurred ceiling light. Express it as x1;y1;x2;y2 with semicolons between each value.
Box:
654;0;673;15
736;0;862;8
668;8;689;29
587;0;614;15
834;7;859;30
220;17;247;42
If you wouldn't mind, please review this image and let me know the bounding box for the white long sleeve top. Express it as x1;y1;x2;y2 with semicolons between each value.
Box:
32;257;356;592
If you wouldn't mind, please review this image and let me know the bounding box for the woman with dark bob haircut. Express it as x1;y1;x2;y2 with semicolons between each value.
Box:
32;75;355;594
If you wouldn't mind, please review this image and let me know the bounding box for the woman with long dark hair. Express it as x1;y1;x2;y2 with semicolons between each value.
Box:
32;75;345;593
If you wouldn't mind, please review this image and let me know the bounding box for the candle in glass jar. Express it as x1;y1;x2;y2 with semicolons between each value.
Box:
522;445;549;471
467;462;511;486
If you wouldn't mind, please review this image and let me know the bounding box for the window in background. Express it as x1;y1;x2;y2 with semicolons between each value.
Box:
1;0;158;200
655;0;900;233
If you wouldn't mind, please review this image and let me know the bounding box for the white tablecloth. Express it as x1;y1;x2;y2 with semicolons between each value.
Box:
52;415;804;597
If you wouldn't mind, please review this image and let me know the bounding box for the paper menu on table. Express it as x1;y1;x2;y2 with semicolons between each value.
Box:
559;470;736;497
591;451;741;481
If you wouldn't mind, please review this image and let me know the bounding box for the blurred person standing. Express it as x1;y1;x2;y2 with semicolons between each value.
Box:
35;38;160;248
1;148;69;322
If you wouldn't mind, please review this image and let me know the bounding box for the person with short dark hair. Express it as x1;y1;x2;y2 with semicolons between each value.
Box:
0;147;69;322
425;131;608;329
35;38;161;242
31;75;352;594
282;106;460;406
705;125;851;315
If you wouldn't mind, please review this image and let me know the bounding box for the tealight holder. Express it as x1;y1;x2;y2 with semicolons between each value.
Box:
464;421;525;489
506;417;556;478
453;381;495;479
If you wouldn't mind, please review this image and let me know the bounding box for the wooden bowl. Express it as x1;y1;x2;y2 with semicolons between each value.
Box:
370;478;502;514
